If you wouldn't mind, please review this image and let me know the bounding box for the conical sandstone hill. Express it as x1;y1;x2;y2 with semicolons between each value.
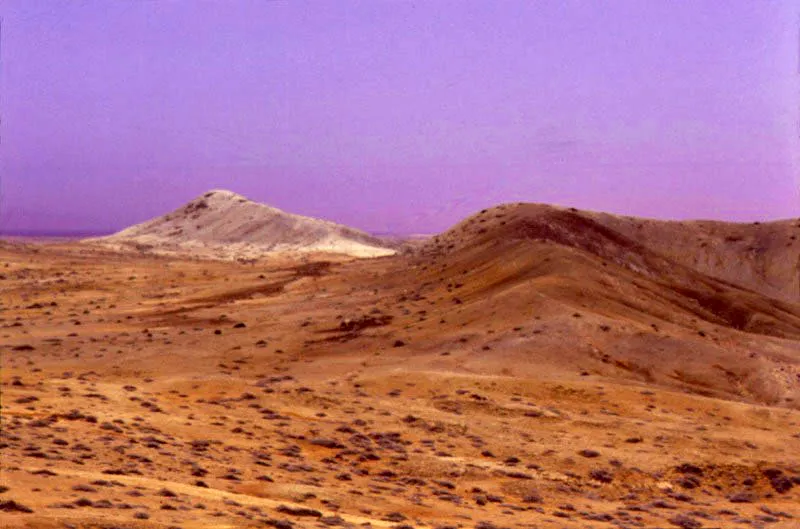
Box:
90;190;396;259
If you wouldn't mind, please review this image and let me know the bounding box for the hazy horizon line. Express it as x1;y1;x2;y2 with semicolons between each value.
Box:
2;204;796;241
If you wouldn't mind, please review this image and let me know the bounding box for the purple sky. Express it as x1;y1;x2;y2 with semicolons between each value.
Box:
1;1;798;234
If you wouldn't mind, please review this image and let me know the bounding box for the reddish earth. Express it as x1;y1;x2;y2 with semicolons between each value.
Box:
2;203;798;528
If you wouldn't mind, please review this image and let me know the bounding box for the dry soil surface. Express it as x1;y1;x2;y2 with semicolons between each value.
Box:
2;206;799;529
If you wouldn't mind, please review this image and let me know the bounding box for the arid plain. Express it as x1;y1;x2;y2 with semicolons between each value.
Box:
2;193;799;529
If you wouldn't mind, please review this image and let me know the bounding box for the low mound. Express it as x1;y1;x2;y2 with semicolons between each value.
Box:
408;203;800;405
415;205;800;340
89;190;396;259
587;211;800;303
422;203;799;301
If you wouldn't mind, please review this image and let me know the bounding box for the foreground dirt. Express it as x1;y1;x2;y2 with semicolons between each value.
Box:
1;240;799;529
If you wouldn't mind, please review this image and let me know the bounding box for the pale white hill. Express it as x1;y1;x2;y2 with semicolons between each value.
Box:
88;190;396;259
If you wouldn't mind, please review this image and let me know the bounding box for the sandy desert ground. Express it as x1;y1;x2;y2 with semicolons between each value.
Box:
2;202;799;529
